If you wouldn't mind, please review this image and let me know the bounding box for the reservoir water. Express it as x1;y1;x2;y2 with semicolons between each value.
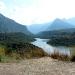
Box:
31;38;75;56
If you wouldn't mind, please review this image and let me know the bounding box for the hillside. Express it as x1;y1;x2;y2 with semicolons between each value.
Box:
0;14;32;36
0;32;35;44
37;28;75;39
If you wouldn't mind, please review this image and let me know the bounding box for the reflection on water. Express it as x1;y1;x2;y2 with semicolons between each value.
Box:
31;38;75;56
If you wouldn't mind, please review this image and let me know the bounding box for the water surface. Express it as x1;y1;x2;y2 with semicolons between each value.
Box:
31;38;75;56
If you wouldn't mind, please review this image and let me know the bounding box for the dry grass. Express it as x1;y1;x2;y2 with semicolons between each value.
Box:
0;57;75;75
50;50;70;61
50;49;75;62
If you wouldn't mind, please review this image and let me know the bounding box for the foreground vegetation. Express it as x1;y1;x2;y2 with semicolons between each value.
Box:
0;32;47;62
0;43;48;62
50;50;75;62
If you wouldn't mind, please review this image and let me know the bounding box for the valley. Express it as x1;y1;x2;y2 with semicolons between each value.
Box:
0;13;75;75
1;0;75;75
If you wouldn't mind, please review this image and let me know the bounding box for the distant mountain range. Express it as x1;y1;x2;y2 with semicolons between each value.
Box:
1;13;75;40
0;14;32;36
27;22;51;34
28;18;75;34
36;18;75;39
47;18;75;31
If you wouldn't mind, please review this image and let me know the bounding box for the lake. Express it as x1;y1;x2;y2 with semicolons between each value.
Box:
31;38;75;56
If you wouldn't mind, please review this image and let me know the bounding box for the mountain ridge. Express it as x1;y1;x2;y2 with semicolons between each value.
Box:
0;13;32;36
47;18;75;31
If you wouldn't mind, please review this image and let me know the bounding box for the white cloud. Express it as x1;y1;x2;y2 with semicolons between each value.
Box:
0;1;6;11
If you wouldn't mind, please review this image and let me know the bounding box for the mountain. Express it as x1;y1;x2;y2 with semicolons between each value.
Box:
66;18;75;25
27;22;51;34
47;18;75;31
37;19;75;39
27;18;74;34
0;14;32;36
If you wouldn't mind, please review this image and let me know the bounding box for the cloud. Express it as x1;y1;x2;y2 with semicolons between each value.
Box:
0;1;6;11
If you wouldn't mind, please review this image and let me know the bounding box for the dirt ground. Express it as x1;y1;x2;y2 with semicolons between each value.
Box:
0;57;75;75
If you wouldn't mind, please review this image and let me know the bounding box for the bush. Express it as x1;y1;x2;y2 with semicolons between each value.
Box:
70;56;75;61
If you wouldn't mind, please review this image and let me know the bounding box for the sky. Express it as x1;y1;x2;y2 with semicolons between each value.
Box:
0;0;75;25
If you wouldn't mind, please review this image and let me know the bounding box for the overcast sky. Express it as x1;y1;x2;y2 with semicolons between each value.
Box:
0;0;75;25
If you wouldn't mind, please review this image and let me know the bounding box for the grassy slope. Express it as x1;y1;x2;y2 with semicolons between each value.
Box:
0;32;47;62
